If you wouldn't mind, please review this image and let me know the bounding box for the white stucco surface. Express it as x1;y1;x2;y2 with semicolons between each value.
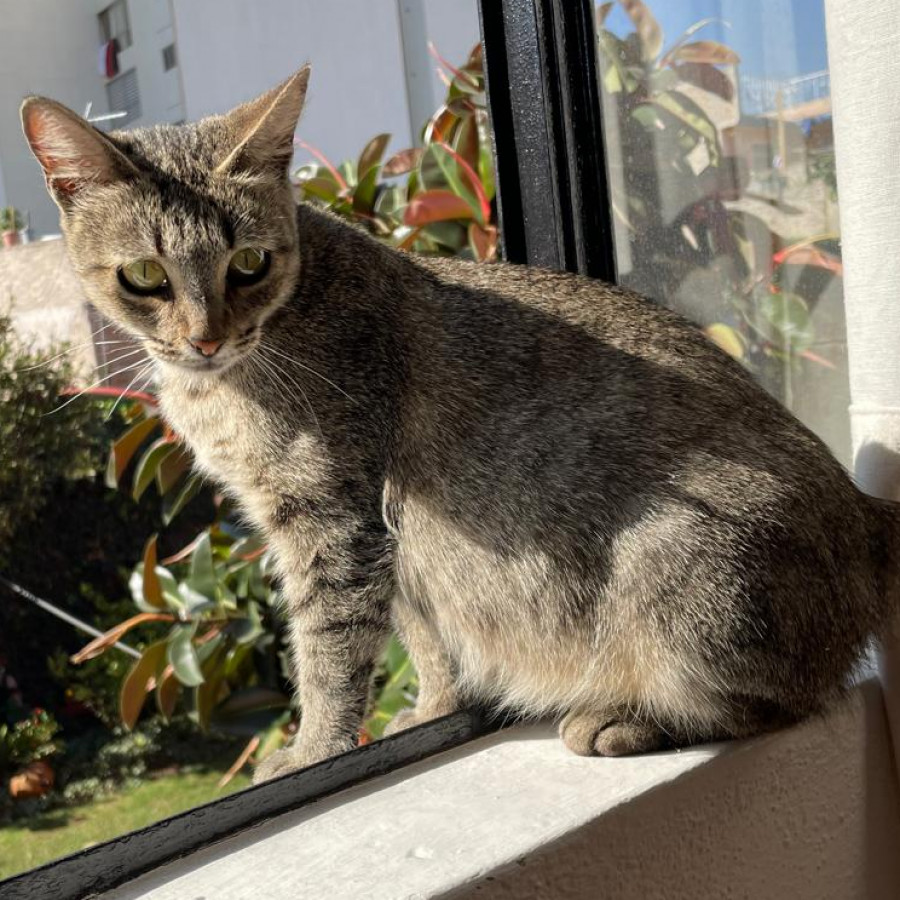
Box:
826;0;900;786
103;680;899;900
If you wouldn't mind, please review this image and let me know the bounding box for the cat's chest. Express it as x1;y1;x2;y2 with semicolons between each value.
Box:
159;375;289;496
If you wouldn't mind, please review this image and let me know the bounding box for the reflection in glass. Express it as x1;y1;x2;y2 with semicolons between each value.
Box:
595;0;848;464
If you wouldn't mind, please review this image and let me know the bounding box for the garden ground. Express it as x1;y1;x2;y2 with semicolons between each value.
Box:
0;765;250;880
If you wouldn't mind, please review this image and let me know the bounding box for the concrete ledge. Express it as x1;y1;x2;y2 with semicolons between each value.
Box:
104;679;900;900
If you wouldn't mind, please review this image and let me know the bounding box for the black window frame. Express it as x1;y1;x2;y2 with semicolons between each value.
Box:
0;2;612;896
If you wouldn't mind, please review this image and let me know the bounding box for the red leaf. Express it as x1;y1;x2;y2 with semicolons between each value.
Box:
404;190;475;226
142;535;165;609
670;41;740;65
383;148;423;176
71;612;173;664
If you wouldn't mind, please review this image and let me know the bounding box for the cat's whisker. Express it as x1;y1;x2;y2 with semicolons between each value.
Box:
253;349;323;438
258;340;356;403
105;361;157;421
16;339;100;372
43;357;153;416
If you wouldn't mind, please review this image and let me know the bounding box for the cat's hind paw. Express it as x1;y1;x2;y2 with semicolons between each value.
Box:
559;711;666;757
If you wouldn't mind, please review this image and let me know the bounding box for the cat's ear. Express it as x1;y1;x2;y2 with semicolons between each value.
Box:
20;97;138;208
215;66;310;178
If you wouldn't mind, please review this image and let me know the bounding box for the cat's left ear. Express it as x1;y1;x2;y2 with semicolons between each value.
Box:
215;65;310;178
20;97;138;209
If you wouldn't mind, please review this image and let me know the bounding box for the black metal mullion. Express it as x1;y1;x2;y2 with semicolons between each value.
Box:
479;0;618;281
548;0;617;281
479;0;569;269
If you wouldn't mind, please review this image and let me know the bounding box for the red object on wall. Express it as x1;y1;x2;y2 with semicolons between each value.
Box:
98;40;119;79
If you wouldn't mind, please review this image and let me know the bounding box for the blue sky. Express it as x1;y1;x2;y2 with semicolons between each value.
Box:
602;0;829;80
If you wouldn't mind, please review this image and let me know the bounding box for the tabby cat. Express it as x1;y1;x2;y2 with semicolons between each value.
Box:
21;68;898;783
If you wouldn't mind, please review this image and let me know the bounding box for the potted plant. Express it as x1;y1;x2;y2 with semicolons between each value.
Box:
0;206;24;248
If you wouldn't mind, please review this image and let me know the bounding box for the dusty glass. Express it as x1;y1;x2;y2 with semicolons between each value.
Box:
595;0;848;464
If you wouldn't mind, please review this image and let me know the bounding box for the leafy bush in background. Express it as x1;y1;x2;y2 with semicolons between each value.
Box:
0;710;61;779
295;43;497;262
0;314;106;553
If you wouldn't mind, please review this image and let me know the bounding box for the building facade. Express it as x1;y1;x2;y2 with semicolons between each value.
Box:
0;0;478;239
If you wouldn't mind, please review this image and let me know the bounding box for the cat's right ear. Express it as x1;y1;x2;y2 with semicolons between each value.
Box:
20;97;137;209
215;65;310;178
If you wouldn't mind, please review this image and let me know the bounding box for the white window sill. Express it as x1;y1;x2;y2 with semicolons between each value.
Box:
103;678;900;900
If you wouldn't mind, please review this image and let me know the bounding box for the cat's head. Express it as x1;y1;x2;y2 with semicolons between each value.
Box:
20;67;310;376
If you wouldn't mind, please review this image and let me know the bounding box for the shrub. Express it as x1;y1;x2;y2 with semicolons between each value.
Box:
295;43;497;261
0;709;62;779
0;313;106;553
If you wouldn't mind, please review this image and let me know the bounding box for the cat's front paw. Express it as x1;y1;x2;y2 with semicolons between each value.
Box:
252;737;352;784
383;702;458;736
382;708;425;736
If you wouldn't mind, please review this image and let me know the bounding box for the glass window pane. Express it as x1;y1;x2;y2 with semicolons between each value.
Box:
595;0;848;465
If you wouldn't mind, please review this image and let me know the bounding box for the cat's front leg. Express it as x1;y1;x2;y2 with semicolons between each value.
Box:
253;524;394;784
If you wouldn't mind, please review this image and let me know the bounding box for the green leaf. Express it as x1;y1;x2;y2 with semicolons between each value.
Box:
357;133;391;180
162;473;203;525
353;164;380;214
705;323;745;360
167;624;205;687
132;438;177;501
156;444;191;495
229;600;264;645
298;176;340;204
120;640;168;730
210;687;289;736
651;91;721;165
177;582;217;615
188;532;216;598
108;416;160;487
430;144;482;221
224;642;253;679
156;566;183;610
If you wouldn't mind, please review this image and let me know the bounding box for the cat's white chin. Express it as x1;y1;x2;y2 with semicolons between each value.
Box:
157;354;242;379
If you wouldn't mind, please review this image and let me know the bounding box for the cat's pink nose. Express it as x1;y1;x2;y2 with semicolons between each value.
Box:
189;337;223;358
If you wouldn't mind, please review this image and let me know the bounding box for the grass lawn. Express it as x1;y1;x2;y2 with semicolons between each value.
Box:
0;766;251;881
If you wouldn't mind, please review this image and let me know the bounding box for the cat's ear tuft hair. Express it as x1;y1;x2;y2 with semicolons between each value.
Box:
215;65;310;178
20;97;137;208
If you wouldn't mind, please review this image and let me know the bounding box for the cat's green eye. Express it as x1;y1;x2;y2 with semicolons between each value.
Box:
227;248;269;286
119;259;168;294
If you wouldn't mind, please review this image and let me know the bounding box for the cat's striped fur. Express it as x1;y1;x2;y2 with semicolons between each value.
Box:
21;68;899;781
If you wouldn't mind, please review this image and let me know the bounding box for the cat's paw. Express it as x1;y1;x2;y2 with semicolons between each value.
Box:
252;738;350;784
383;703;457;736
382;708;428;736
252;746;314;784
559;712;665;757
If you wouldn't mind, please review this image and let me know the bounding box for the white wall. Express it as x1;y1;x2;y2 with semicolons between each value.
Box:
171;0;478;168
398;0;480;141
0;0;110;236
0;0;480;236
